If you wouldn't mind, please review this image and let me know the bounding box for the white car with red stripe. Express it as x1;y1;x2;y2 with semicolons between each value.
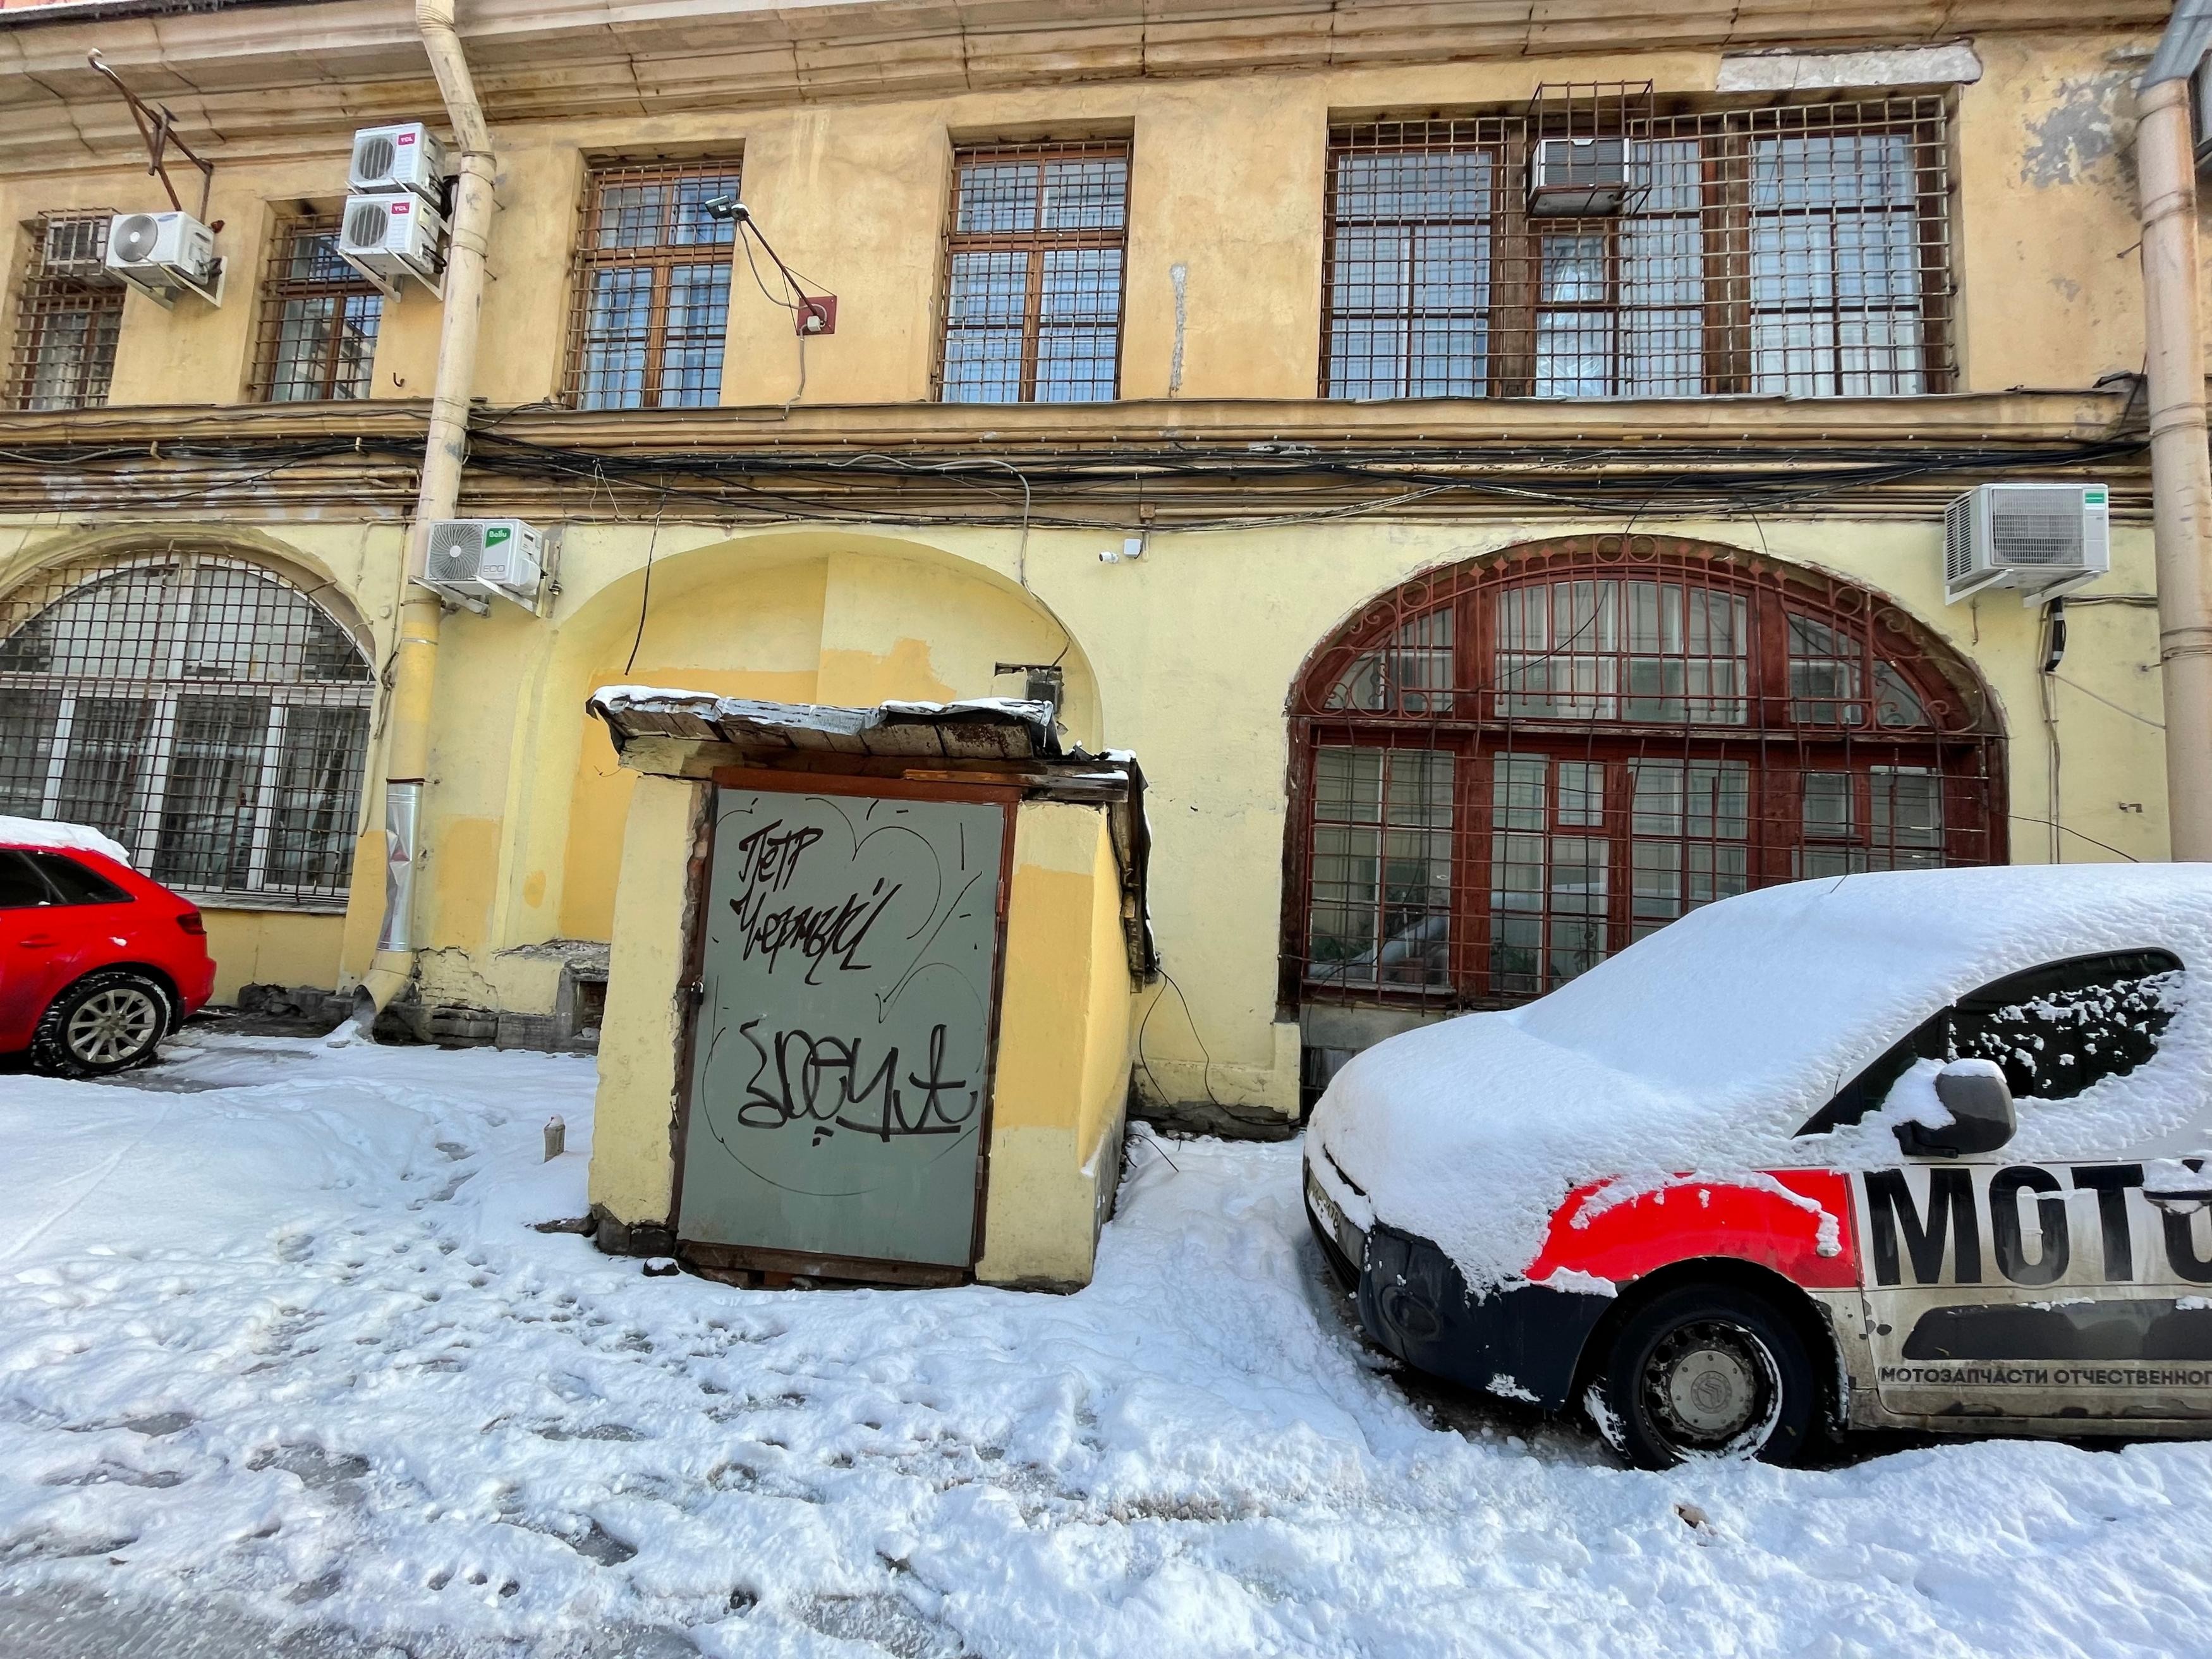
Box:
1305;865;2212;1468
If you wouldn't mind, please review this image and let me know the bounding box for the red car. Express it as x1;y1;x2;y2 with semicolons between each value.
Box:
0;825;216;1075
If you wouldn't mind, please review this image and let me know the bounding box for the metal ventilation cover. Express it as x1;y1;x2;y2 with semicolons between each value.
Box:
1943;483;2110;605
355;133;396;183
425;520;484;585
344;198;391;248
108;214;162;263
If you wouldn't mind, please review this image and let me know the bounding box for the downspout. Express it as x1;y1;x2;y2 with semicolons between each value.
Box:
2137;0;2212;861
353;0;497;1020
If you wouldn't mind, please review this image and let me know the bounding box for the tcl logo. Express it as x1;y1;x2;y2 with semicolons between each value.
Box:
398;132;416;145
392;201;411;216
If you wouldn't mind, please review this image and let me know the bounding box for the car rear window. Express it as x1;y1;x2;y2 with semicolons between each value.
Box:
0;849;49;909
29;851;131;906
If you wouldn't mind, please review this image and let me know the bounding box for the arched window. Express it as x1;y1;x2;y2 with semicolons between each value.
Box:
1286;536;2004;1010
0;552;374;904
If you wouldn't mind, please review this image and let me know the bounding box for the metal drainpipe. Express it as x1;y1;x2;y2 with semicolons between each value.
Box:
352;0;497;1021
2138;1;2212;861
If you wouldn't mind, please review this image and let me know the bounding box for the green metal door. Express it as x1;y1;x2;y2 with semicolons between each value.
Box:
678;784;1007;1269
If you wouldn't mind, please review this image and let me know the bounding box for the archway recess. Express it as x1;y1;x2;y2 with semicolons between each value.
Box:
1283;533;2005;1012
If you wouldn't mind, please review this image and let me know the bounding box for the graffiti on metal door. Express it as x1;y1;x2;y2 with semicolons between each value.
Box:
679;787;1006;1267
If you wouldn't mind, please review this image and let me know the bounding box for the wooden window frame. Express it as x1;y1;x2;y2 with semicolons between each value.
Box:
561;159;743;411
1322;97;1957;401
247;210;386;404
6;213;125;413
1282;537;2005;1012
933;140;1131;404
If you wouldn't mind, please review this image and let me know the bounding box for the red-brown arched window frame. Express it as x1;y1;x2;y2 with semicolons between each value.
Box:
1282;535;2006;1012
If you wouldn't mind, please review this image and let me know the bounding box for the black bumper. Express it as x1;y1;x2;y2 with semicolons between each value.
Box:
1353;1222;1613;1411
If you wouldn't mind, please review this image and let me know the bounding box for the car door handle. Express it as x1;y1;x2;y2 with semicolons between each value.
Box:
16;933;56;947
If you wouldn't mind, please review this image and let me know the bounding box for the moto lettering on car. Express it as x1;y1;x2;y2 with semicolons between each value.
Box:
1859;1164;2212;1288
1858;1162;2212;1411
1526;1170;1858;1289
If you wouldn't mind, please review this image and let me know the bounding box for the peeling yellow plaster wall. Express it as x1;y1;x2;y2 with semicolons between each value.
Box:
201;909;349;1004
587;773;703;1226
977;801;1133;1288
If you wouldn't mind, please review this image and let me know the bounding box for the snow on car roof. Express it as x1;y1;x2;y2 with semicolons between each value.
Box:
1312;864;2212;1292
0;815;132;868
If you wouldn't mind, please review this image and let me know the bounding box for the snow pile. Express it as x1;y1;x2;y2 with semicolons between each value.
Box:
9;1038;2212;1653
1312;865;2212;1291
0;815;132;868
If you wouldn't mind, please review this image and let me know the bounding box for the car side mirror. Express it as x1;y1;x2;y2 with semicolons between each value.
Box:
1895;1061;2017;1157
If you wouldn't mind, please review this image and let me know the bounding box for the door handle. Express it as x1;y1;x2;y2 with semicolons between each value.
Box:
17;934;56;948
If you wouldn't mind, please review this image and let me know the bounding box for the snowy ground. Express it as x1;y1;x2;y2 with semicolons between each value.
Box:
4;1036;2212;1657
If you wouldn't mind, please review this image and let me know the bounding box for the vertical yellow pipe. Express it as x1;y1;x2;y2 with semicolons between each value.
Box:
2137;66;2212;861
354;0;497;1016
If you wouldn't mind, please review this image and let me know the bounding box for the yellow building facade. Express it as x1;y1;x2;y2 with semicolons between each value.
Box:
0;0;2183;1146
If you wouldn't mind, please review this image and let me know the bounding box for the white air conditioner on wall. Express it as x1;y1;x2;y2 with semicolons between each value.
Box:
349;121;446;202
425;518;545;610
337;191;446;295
1943;483;2110;605
1527;137;1630;217
104;210;222;306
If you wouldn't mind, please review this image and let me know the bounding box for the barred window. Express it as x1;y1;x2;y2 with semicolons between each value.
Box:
0;554;374;906
563;162;740;410
937;142;1127;404
248;212;384;403
1289;537;2002;1010
6;213;125;413
1323;98;1952;400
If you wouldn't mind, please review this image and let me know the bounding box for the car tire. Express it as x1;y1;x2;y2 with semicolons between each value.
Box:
32;970;171;1078
1591;1284;1821;1470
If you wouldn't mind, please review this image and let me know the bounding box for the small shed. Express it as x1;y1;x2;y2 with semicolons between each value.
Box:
580;687;1153;1292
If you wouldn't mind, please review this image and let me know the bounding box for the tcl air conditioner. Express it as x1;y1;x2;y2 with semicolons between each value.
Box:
1527;137;1630;217
337;192;446;292
104;210;221;305
42;215;118;283
1943;483;2110;605
424;518;545;609
349;122;447;203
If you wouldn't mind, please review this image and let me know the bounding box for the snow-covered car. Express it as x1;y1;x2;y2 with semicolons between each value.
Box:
1306;865;2212;1469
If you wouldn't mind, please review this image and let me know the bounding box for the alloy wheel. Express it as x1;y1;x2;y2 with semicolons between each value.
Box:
65;986;162;1067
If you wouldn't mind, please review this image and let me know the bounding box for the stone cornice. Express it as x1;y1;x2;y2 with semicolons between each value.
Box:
0;386;2144;450
0;0;2168;174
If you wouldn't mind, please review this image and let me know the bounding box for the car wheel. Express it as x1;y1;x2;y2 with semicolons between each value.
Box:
1592;1284;1820;1470
32;970;171;1078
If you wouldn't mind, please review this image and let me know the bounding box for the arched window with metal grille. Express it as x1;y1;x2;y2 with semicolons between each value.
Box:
0;552;374;905
1284;535;2005;1012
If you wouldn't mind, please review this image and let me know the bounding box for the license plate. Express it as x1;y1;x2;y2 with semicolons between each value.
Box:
1305;1164;1364;1270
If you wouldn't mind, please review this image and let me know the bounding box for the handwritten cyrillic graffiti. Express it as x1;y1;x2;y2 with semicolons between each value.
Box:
736;1017;980;1145
727;818;902;983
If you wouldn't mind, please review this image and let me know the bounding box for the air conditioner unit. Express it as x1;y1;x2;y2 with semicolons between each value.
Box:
1527;137;1630;217
104;210;221;305
349;121;446;202
337;191;446;292
1943;483;2110;605
424;518;545;609
42;216;118;283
